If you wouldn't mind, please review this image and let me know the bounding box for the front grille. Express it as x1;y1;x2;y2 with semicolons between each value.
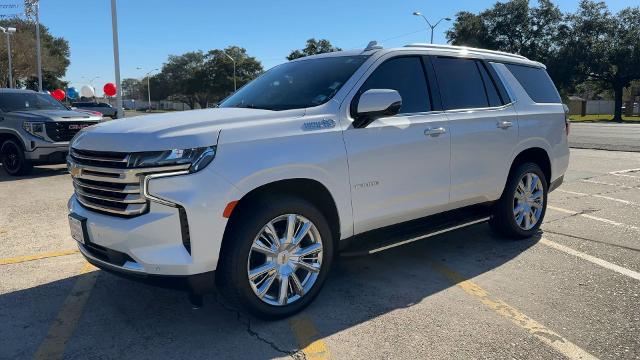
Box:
45;122;98;142
69;148;190;217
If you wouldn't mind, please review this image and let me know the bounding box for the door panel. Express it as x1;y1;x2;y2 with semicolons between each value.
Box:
344;113;450;234
429;56;518;206
447;106;518;204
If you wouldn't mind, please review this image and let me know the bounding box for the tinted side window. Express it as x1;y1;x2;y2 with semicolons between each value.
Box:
432;57;488;110
477;62;503;107
505;64;561;103
359;57;430;113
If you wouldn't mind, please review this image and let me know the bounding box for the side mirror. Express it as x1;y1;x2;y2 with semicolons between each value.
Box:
353;89;402;128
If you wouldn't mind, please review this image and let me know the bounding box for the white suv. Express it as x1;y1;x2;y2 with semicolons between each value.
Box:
67;43;569;318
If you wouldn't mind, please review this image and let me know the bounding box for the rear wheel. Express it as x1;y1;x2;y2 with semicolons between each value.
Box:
1;139;32;176
217;196;333;319
490;162;547;238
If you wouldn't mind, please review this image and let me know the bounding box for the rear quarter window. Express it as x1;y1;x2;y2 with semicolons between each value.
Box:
505;64;561;103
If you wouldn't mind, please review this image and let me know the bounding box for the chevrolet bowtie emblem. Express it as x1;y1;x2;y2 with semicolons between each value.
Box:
69;166;82;177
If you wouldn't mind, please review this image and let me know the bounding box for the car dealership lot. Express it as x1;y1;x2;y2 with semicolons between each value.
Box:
1;148;639;360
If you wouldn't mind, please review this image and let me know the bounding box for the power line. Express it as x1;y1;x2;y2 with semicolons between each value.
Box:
381;28;427;42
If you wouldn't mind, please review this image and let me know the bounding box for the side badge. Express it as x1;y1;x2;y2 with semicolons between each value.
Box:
354;181;379;190
303;119;336;131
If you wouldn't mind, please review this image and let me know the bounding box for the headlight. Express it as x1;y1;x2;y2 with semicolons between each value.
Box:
127;146;216;173
23;121;46;139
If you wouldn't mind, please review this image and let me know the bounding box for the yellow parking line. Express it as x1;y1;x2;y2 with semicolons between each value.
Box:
0;249;79;266
289;314;331;360
33;262;99;360
430;260;598;360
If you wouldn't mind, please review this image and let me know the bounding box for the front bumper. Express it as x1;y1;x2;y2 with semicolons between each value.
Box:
24;142;69;163
79;242;216;294
67;167;242;277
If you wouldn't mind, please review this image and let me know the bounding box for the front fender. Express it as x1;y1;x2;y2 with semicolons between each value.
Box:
214;126;354;239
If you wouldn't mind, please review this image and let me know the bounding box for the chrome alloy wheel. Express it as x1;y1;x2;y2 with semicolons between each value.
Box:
247;214;323;306
513;172;544;230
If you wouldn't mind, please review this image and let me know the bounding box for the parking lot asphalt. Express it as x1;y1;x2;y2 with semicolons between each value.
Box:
1;148;639;360
569;122;640;152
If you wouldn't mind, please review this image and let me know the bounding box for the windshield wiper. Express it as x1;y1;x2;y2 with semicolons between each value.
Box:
231;103;275;111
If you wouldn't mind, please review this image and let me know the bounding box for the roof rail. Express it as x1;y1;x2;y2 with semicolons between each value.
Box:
404;43;528;60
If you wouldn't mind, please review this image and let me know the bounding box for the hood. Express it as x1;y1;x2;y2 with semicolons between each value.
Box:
9;109;102;121
71;107;305;152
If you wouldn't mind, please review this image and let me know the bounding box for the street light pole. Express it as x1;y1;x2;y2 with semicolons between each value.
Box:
222;52;236;92
412;12;452;44
144;68;158;111
0;27;16;88
110;0;123;118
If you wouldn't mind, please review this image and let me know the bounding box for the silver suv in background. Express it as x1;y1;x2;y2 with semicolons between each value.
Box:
67;43;569;319
0;89;102;176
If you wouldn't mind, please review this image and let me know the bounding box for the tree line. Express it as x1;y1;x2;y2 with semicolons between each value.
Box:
0;18;70;90
447;0;640;122
122;38;340;109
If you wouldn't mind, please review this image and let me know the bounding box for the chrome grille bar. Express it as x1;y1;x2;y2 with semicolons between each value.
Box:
69;148;190;217
73;178;139;194
70;148;128;163
73;186;147;204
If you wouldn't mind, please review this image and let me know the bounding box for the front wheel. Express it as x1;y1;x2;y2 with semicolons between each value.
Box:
1;139;32;176
217;196;334;319
490;162;548;239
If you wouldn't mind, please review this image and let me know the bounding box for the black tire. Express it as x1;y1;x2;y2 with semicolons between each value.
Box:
1;139;32;176
490;162;548;239
216;195;334;319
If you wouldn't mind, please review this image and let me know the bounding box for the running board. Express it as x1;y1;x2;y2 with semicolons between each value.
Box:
340;204;493;257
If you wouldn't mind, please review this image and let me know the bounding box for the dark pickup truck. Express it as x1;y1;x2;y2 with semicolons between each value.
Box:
0;89;102;176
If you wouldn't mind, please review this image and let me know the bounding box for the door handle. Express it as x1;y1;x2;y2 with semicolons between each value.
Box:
424;127;446;137
497;120;513;129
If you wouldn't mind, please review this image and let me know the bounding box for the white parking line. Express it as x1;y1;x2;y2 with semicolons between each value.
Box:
609;168;640;175
556;189;589;196
592;194;636;206
610;173;640;179
540;238;640;281
579;179;639;189
547;205;640;231
556;189;638;206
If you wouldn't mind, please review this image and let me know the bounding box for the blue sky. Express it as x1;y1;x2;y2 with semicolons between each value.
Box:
18;0;636;95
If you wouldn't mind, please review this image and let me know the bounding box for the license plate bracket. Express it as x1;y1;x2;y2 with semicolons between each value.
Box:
68;213;88;245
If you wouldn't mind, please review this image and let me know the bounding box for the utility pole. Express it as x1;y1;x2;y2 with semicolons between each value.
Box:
110;0;123;118
35;1;42;91
24;0;43;91
0;27;16;88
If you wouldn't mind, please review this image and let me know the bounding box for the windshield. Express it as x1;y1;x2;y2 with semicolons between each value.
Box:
220;55;369;111
0;92;68;112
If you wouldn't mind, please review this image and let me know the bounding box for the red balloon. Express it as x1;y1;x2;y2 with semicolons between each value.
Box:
103;82;117;97
51;89;65;101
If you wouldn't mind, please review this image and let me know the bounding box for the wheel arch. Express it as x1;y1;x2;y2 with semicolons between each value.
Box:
508;147;552;187
0;130;26;150
221;178;342;255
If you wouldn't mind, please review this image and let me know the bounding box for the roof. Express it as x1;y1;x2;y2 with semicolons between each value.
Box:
292;42;544;68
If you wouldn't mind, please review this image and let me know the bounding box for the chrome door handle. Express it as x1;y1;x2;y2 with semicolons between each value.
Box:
424;127;446;137
497;120;513;129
